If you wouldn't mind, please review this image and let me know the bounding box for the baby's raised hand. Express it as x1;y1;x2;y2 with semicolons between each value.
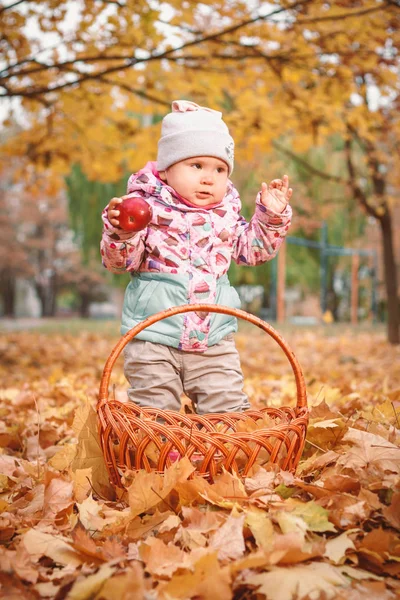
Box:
107;197;123;227
260;174;292;213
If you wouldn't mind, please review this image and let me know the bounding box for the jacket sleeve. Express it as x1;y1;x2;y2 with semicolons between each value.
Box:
100;205;146;274
231;188;292;266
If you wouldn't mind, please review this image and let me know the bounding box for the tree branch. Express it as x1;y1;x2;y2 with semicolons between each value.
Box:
97;76;170;107
0;0;26;14
344;134;380;220
294;2;393;25
0;0;314;98
95;0;125;6
0;0;395;103
272;140;348;184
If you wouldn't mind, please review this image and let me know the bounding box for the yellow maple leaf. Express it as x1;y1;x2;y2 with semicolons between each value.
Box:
71;399;114;500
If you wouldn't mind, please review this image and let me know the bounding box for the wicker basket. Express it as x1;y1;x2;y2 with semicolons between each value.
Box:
97;304;308;486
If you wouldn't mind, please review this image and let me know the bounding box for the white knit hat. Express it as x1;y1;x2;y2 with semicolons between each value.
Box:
157;100;234;174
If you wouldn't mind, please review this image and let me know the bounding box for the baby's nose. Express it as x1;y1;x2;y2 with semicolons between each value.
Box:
201;172;214;184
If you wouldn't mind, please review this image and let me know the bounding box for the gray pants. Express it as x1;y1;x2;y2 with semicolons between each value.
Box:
123;335;250;414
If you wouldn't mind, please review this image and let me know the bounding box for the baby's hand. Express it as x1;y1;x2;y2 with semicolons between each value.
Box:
107;197;123;227
260;174;292;213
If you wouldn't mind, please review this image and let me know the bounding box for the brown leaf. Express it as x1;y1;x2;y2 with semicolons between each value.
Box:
128;456;195;518
174;475;211;506
95;563;145;600
125;510;176;541
382;492;400;530
22;528;83;567
67;563;116;599
42;475;74;521
140;537;191;578
101;537;127;562
71;525;102;563
340;428;400;474
158;552;232;599
181;506;223;533
71;399;114;500
200;470;247;508
209;512;246;561
243;562;351;599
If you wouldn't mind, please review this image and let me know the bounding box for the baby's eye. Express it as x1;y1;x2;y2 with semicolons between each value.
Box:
217;167;227;173
191;163;202;169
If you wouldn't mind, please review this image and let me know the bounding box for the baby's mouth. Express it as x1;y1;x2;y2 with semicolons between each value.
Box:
196;191;212;198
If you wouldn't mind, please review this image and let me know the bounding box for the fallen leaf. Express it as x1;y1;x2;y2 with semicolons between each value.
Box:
245;510;274;552
71;399;114;500
66;563;115;599
244;562;351;599
140;537;191;578
22;528;83;567
43;476;74;520
324;530;357;564
70;467;93;503
158;552;232;599
382;492;400;530
340;428;400;473
287;499;337;532
94;562;145;600
127;456;195;518
209;512;246;561
48;443;77;471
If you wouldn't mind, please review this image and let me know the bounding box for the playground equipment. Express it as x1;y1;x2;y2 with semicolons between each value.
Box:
270;222;378;323
97;305;309;487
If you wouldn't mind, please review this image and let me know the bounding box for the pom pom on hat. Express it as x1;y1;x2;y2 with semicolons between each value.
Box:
157;100;234;174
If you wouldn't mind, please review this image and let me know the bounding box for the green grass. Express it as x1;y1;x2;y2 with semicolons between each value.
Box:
0;315;386;339
0;317;121;336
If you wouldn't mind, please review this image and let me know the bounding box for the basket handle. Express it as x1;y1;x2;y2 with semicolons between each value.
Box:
98;304;307;410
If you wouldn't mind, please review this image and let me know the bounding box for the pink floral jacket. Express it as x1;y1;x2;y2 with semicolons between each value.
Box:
101;162;292;351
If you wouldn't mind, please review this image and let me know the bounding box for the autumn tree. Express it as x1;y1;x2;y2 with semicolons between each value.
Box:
0;172;34;316
1;0;399;341
0;161;106;317
59;256;109;317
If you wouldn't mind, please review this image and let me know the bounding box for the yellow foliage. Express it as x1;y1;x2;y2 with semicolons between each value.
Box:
0;0;398;186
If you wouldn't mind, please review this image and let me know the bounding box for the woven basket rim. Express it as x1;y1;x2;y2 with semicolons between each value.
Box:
97;303;307;411
97;304;309;484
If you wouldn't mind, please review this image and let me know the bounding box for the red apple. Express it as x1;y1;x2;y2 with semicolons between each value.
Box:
118;195;153;232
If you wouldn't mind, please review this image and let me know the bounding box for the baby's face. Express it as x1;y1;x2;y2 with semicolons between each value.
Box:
160;156;229;207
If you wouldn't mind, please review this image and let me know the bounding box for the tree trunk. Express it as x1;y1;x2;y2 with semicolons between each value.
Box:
379;211;399;344
79;294;91;318
36;276;57;317
0;269;16;317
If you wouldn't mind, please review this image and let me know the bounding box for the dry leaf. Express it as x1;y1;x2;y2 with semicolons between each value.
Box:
244;562;351;599
70;467;93;503
66;563;115;599
128;456;195;518
2;327;400;598
245;510;275;552
22;528;83;567
324;530;357;564
382;492;400;530
209;512;246;561
71;399;114;500
95;563;145;600
158;552;232;599
43;476;74;520
140;537;191;578
48;443;77;471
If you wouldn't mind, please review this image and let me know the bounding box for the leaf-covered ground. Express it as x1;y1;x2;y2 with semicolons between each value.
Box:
0;324;399;600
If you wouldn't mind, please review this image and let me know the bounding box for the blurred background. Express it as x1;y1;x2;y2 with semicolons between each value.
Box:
0;0;399;343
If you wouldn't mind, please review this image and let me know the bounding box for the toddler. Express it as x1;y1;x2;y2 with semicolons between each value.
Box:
101;100;292;415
